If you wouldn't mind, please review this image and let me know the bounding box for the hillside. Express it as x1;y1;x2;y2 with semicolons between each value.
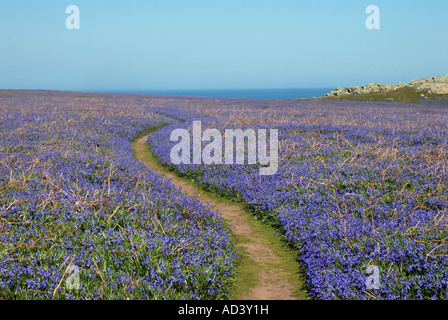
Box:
321;75;448;103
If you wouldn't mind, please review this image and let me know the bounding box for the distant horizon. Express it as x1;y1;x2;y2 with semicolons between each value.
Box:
1;73;445;94
0;87;335;92
99;88;335;99
0;87;334;100
2;73;446;95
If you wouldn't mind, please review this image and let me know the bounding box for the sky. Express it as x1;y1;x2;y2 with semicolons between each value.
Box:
0;0;447;91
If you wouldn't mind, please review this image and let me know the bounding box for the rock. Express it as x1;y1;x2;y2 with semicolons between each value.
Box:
409;75;448;86
326;75;448;97
416;83;448;94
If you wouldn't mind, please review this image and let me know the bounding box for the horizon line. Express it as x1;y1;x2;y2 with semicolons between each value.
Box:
0;87;335;92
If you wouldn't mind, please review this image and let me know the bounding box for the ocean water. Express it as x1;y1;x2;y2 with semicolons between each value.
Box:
111;88;332;100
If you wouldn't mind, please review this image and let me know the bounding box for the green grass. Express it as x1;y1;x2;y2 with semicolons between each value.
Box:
233;212;309;300
305;87;448;103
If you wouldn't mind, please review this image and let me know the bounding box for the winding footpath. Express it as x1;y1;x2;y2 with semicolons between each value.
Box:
133;132;308;300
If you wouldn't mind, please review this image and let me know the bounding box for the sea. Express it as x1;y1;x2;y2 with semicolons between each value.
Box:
107;88;332;100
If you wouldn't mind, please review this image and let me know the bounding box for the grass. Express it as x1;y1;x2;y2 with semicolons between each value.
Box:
233;212;310;300
305;87;448;103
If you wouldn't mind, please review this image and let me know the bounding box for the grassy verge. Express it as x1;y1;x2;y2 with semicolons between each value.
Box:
231;212;309;300
304;87;448;103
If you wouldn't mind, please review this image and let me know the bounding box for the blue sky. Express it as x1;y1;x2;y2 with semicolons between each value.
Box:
0;0;447;91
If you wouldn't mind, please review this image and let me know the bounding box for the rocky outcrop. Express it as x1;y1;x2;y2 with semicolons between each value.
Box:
409;75;448;94
326;75;448;97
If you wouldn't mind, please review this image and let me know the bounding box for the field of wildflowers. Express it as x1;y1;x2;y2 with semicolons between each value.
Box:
148;96;448;299
2;90;447;300
0;91;236;299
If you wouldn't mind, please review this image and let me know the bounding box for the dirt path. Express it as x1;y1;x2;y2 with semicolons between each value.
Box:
133;133;306;300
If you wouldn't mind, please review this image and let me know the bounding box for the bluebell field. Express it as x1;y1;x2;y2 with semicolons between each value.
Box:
148;96;448;300
1;90;447;299
0;91;236;299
